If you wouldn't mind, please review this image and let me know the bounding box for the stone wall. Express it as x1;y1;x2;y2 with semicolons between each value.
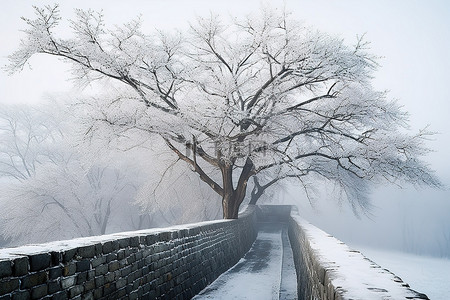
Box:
288;207;429;300
0;204;432;300
0;206;257;300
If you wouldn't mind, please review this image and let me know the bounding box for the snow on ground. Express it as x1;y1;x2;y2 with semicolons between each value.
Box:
357;247;450;300
193;223;286;300
280;226;298;299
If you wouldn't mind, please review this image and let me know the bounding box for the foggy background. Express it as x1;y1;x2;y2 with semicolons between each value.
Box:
0;0;449;257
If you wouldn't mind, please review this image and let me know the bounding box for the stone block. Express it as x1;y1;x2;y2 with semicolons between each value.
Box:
103;282;116;295
138;236;147;245
113;270;121;281
124;248;132;257
144;256;152;265
21;271;48;289
0;278;19;295
91;256;105;268
106;253;116;263
102;242;113;254
87;270;95;281
94;244;103;256
117;249;126;260
52;291;68;300
76;271;88;284
126;254;136;264
130;237;140;247
76;260;91;273
31;284;47;299
47;280;61;294
121;265;132;277
135;251;143;260
116;278;127;289
108;260;120;272
93;288;103;299
132;279;141;290
111;241;120;251
134;269;143;280
83;279;95;292
61;275;77;289
117;238;130;249
125;284;134;294
147;290;156;300
116;287;127;298
146;235;157;246
94;276;104;287
129;291;138;300
50;251;62;266
29;253;51;272
62;249;77;263
157;232;172;242
12;257;28;277
63;263;76;276
81;291;93;300
0;261;12;278
140;283;149;295
94;264;108;276
48;266;63;280
104;272;114;283
11;290;30;300
69;285;84;298
77;246;95;258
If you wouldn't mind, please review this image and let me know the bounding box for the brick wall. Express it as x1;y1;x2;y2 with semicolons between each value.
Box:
1;204;430;300
0;206;257;300
288;208;429;300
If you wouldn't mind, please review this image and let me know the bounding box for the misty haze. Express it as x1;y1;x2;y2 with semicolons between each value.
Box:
0;1;449;299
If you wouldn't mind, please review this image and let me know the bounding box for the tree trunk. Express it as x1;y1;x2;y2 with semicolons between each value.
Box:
221;158;254;219
221;163;237;219
249;176;279;205
222;192;241;219
249;190;263;205
249;176;264;205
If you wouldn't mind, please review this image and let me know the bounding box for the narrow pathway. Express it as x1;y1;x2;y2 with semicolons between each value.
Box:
193;223;298;300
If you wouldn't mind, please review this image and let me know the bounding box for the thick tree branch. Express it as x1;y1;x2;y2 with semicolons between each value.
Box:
164;137;224;196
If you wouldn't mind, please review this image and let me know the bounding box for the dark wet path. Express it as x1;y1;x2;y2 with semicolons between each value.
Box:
193;223;297;300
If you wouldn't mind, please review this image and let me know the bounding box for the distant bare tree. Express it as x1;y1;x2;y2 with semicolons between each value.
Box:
0;104;147;245
0;104;61;181
437;220;450;258
7;5;441;219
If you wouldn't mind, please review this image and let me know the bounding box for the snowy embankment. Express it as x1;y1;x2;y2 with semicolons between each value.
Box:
358;247;450;300
289;212;429;299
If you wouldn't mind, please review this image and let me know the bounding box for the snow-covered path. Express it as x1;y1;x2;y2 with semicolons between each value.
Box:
193;223;297;300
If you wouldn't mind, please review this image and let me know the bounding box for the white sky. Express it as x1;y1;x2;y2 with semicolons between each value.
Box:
1;0;449;255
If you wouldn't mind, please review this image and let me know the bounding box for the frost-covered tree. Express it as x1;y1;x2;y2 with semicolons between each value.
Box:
0;103;149;245
0;104;61;181
0;157;142;244
7;5;441;219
